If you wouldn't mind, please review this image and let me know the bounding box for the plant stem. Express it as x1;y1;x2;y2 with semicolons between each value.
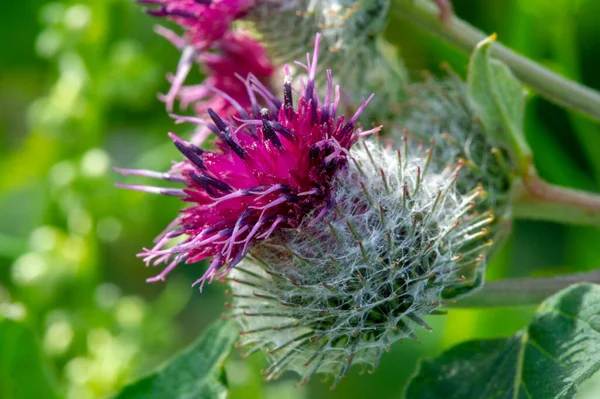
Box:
511;173;600;227
446;270;600;308
393;0;600;121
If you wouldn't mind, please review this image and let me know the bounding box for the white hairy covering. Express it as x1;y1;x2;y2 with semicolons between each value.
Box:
249;0;406;122
228;140;492;386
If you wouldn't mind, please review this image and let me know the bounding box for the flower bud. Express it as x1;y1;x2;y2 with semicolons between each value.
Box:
229;140;493;386
250;0;407;122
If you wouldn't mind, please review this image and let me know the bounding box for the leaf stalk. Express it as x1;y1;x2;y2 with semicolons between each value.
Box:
393;0;600;121
446;270;600;308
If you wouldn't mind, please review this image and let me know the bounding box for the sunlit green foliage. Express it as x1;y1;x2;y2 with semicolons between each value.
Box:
1;0;600;398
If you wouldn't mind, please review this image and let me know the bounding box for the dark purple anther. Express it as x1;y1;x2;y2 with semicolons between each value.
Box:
309;145;320;161
224;136;247;160
262;112;284;149
146;7;169;17
208;108;229;133
268;121;293;141
208;108;247;159
174;140;206;170
284;84;293;112
338;121;355;140
191;173;233;195
167;9;199;19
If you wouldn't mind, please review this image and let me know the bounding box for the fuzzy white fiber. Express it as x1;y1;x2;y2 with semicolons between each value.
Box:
397;77;515;251
248;0;406;122
228;140;493;385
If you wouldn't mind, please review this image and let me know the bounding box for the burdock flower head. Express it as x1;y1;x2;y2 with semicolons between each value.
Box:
229;139;493;386
117;34;378;288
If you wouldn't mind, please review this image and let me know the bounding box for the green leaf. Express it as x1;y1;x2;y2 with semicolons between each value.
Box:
114;318;239;399
0;318;60;399
467;34;531;173
405;283;600;399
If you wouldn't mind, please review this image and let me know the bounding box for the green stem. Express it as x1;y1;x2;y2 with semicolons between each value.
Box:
393;0;600;121
511;173;600;227
446;270;600;308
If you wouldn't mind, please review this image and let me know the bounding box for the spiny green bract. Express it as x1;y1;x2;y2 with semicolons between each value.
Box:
251;0;391;62
249;0;406;122
397;72;515;247
227;141;494;387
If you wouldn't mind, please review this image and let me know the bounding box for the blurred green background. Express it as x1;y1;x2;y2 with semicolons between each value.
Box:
1;0;600;398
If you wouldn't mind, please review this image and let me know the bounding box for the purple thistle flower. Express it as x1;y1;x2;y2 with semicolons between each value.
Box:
117;34;380;289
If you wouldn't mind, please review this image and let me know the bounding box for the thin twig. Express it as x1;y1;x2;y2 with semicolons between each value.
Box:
511;173;600;227
445;270;600;308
